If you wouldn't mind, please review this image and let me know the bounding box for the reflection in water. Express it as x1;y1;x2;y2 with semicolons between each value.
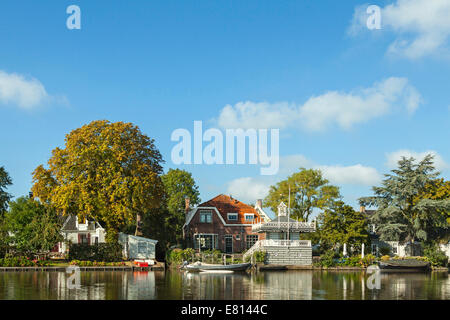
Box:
0;270;448;300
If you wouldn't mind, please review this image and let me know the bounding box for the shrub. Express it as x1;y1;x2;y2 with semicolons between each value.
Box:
166;248;198;265
246;250;266;263
69;260;125;267
318;250;338;267
0;255;50;267
380;255;391;261
361;254;376;267
68;243;123;262
379;246;391;256
342;256;361;267
424;245;448;267
166;248;184;265
182;248;195;262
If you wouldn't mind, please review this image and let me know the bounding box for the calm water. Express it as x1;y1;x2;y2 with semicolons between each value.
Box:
0;270;448;300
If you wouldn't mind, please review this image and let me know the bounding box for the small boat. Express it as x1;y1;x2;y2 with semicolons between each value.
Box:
378;259;430;272
184;261;251;273
199;270;234;274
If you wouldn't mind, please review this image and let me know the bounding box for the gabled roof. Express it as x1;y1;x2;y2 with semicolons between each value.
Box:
184;194;269;227
61;215;104;232
198;194;259;222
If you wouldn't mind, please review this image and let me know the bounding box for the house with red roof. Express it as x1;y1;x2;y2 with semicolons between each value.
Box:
183;194;271;253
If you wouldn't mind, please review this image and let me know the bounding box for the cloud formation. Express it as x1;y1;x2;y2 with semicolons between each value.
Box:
386;149;448;171
226;155;382;203
317;164;382;186
215;77;421;132
349;0;450;59
0;70;50;109
226;177;270;204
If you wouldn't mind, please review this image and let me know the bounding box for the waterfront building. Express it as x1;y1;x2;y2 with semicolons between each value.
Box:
56;215;106;254
243;202;316;265
183;194;271;253
361;206;450;261
118;233;158;262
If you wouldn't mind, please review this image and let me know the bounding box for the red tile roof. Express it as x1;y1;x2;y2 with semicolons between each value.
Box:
198;194;261;224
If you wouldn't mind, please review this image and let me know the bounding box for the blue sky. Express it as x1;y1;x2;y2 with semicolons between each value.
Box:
1;0;449;218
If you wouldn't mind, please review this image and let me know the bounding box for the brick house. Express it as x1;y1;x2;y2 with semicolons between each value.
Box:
183;194;271;253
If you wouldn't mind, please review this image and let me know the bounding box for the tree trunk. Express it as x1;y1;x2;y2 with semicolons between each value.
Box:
135;212;143;237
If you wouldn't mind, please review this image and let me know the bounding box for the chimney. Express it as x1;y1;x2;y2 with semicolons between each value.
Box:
185;197;190;214
360;205;366;213
255;199;263;209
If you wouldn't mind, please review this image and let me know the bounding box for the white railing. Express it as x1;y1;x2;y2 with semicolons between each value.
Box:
243;239;312;261
243;240;264;261
252;220;316;232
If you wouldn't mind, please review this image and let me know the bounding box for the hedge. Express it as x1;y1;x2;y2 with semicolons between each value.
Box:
68;243;123;262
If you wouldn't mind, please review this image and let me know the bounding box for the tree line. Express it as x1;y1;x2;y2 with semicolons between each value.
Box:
1;120;449;260
0;120;200;260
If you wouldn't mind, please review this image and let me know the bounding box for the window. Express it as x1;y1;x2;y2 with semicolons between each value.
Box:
246;235;258;249
138;241;147;254
391;243;398;255
244;214;254;222
371;244;378;255
199;210;212;223
194;234;218;250
227;213;238;221
80;234;89;245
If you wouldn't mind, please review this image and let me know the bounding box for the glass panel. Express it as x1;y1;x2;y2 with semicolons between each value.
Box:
246;235;258;249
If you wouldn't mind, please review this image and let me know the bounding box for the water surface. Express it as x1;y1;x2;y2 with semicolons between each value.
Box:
0;270;448;300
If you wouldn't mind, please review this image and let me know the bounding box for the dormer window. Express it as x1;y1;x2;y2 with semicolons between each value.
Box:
227;213;238;221
199;210;212;223
244;214;254;222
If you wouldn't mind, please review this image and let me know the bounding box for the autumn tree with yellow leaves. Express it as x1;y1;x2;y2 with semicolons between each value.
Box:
31;120;165;242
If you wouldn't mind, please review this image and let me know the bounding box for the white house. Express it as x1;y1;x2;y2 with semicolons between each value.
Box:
56;215;106;254
362;206;450;261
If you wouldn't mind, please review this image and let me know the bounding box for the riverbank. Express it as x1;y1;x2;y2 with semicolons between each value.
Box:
255;264;449;272
0;261;165;272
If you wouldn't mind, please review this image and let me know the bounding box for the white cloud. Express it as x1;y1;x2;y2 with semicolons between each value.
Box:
279;154;314;175
226;155;382;203
386;150;448;171
226;177;270;204
318;164;382;186
0;70;50;109
298;77;421;131
215;77;421;132
217;101;298;129
349;0;450;59
279;155;381;186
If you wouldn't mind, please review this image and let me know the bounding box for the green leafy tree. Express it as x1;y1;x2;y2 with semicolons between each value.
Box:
31;120;165;242
4;196;62;256
265;168;340;221
414;178;450;242
161;169;200;245
316;201;369;251
360;155;450;245
0;166;12;217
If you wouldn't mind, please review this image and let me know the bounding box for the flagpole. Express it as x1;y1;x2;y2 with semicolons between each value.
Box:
287;185;291;242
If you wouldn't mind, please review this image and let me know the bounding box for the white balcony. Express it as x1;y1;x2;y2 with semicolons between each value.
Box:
243;239;311;260
251;220;316;233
